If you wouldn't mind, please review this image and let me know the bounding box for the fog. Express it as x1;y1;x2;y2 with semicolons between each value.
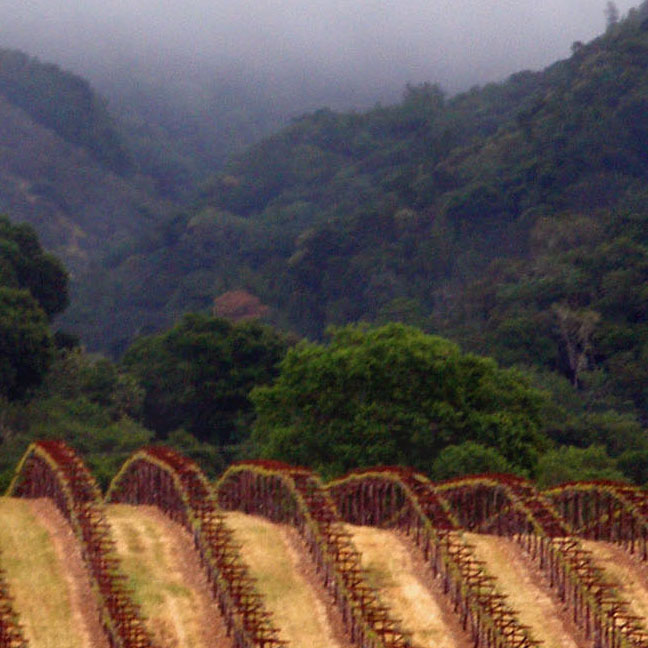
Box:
0;0;639;109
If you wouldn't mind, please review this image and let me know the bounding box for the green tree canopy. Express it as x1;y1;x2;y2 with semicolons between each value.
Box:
0;215;69;318
122;314;290;450
535;445;626;488
0;287;53;400
251;323;549;477
430;442;515;481
0;216;69;400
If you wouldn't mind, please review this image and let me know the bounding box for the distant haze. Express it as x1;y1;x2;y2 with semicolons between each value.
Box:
0;0;639;109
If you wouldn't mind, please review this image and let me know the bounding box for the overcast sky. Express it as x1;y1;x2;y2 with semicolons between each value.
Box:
0;0;640;104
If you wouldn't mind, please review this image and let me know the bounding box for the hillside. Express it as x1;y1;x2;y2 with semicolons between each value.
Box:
4;9;648;485
61;4;648;428
64;74;549;347
55;9;630;313
5;9;648;382
0;48;169;273
0;49;129;173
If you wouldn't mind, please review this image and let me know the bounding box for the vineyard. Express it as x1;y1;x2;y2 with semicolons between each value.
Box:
2;443;648;648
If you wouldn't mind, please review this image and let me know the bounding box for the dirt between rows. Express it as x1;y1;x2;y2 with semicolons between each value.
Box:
348;524;474;648
105;504;232;648
582;539;648;628
465;533;589;648
25;498;109;648
224;511;352;648
281;525;354;648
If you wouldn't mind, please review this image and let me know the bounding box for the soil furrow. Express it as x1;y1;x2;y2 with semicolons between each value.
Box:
582;539;648;626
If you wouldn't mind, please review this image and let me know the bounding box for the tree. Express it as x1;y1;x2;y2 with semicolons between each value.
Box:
430;442;515;481
0;215;69;318
123;314;290;450
617;449;648;485
251;323;548;477
552;303;600;387
535;445;625;488
0;288;53;399
0;215;69;399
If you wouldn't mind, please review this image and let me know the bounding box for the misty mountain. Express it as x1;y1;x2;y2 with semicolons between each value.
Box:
97;61;292;200
1;0;636;205
3;1;648;432
59;75;543;354
0;49;130;173
58;4;648;431
1;0;637;104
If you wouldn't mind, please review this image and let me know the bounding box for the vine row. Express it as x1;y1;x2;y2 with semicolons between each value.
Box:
0;562;27;648
216;460;411;648
545;481;648;560
437;474;648;648
328;467;540;648
106;446;286;648
8;440;155;648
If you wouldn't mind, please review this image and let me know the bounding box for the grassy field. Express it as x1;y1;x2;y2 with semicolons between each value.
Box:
225;511;343;648
347;524;465;648
0;498;92;648
466;533;581;648
105;504;225;648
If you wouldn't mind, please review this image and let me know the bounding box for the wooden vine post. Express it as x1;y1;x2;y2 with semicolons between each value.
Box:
216;460;411;648
545;481;648;560
327;467;540;648
7;440;156;648
106;446;286;648
436;474;648;648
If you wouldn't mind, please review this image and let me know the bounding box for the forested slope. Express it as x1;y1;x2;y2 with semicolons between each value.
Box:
0;48;168;272
4;7;648;484
66;3;648;432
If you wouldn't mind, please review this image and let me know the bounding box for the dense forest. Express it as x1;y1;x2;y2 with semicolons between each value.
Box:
2;3;648;487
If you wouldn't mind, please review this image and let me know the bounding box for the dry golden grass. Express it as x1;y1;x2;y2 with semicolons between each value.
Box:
465;533;580;648
105;504;212;648
224;511;342;648
582;540;648;626
346;524;460;648
0;497;88;648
